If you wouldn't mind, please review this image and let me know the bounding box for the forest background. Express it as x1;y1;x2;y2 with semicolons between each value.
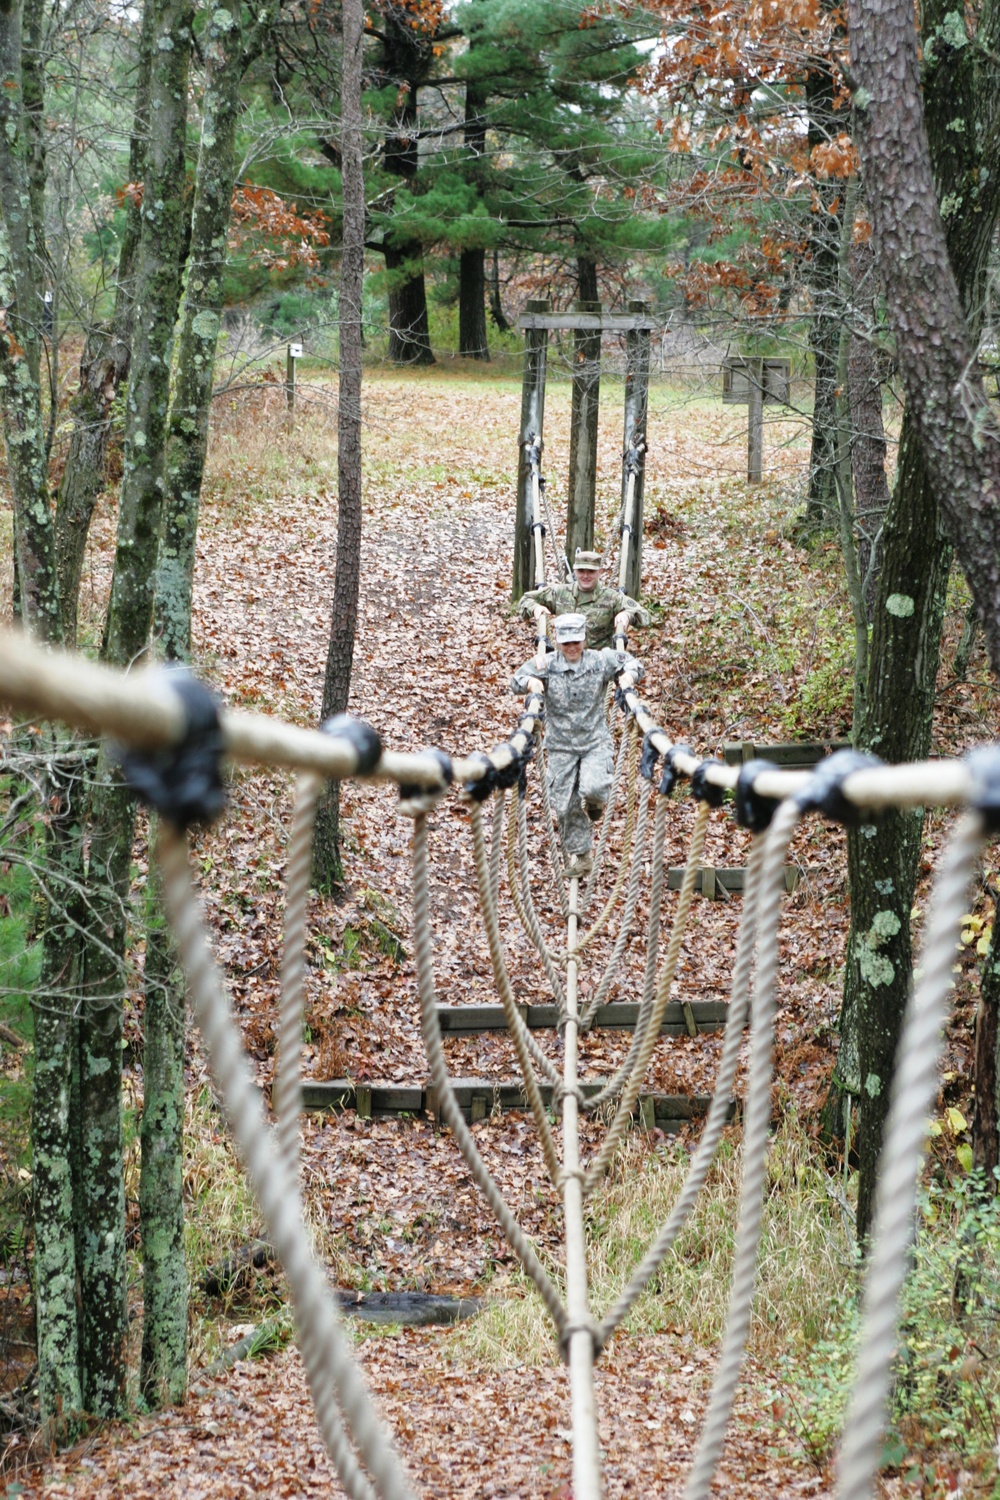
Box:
4;0;1000;1493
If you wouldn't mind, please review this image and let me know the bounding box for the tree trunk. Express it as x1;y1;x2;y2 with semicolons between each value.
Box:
0;0;61;643
55;1;150;645
139;848;187;1406
803;64;844;529
489;248;510;333
972;897;1000;1182
459;249;489;359
314;0;365;889
847;0;1000;679
155;0;256;662
75;0;194;1416
847;234;890;617
31;749;85;1433
385;241;434;365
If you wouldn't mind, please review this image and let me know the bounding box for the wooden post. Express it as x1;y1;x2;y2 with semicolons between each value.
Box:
620;300;651;601
286;343;296;411
747;357;763;483
566;300;602;566
514;300;550;601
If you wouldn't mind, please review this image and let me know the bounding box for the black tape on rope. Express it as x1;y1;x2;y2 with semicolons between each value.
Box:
659;744;692;798
462;740;534;802
320;713;382;776
117;671;226;830
531;521;546;537
966;747;1000;831
795;749;883;825
734;759;781;833
398;748;453;812
691;759;727;808
640;732;661;783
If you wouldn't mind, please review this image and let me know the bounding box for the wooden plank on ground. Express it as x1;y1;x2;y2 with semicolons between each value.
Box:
435;999;730;1034
300;1079;737;1128
666;865;802;896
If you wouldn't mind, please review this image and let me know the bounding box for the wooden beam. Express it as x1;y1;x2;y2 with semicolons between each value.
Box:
665;865;804;896
722;739;852;768
517;313;656;331
434;998;731;1034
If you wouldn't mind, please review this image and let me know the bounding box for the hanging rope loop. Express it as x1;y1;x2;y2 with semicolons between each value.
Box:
116;669;227;830
965;746;1000;829
795;748;884;825
734;758;782;832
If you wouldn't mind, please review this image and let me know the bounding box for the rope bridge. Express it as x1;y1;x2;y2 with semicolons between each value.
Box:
0;624;995;1500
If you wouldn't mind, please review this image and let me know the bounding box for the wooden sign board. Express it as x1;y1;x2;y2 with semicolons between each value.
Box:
722;356;791;406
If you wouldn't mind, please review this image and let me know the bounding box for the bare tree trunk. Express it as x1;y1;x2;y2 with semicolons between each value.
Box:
972;897;1000;1182
847;234;890;617
315;0;365;888
489;248;510;333
457;75;489;360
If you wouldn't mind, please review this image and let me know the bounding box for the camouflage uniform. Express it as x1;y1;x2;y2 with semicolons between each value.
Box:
511;646;644;858
516;581;650;649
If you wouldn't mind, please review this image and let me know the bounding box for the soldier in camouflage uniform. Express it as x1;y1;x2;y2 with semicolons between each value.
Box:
511;613;643;878
516;548;650;650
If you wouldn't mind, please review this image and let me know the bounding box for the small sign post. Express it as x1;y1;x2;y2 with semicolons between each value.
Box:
287;341;303;411
721;356;791;482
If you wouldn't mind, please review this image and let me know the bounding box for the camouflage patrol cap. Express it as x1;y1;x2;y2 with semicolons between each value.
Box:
554;612;587;644
574;549;604;571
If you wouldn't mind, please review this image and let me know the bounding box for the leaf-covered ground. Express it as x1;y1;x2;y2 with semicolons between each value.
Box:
12;364;1000;1497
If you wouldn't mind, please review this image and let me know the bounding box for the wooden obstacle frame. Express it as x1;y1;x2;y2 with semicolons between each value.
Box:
512;300;655;602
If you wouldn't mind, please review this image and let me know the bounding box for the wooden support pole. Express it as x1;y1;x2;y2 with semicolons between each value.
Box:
514;299;550;601
286;344;296;411
747;357;763;483
620;300;650;601
562;878;602;1500
566;300;602;565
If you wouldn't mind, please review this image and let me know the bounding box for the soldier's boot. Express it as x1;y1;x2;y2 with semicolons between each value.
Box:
565;851;594;879
584;800;604;823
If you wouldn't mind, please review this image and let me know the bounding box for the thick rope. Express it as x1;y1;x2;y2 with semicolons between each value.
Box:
410;813;567;1334
580;789;671;1116
576;721;640;947
275;772;322;1189
469;803;564;1181
596;832;765;1347
539;471;573;584
157;825;411;1500
580;775;652;1029
473;799;563;1088
585;798;711;1192
684;798;801;1500
489;787;506;911
835;811;985;1500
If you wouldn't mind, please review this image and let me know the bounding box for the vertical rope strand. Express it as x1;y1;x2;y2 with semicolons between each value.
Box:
514;784;568;1010
835;811;985;1500
596;833;765;1345
157;824;410;1500
585;799;712;1192
684;799;801;1500
410;813;567;1334
577;723;640;947
582;716;631;907
536;740;570;919
276;771;322;1189
580;776;652;1028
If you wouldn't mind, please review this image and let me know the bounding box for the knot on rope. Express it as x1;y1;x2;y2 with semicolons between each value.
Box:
558;1317;599;1364
398;748;453;818
639;731;661;783
965;747;1000;830
116;670;226;830
734;759;781;832
659;743;692;798
319;712;383;777
613;684;631;715
531;520;546;537
795;748;883;825
557;1163;587;1188
691;759;728;808
524;436;541;467
552;1082;587;1109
